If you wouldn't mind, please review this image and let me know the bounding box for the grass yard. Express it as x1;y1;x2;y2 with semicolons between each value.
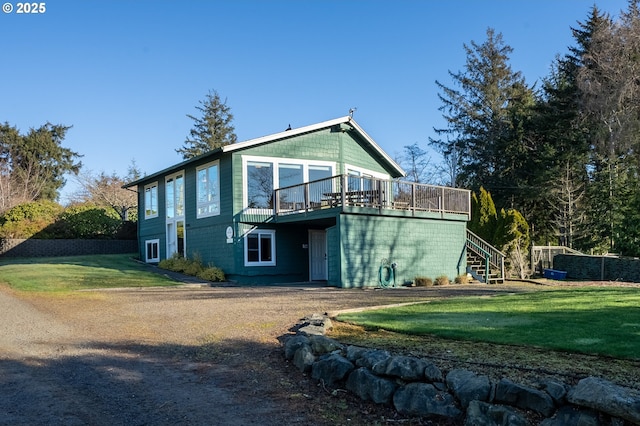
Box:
337;287;640;360
0;254;177;292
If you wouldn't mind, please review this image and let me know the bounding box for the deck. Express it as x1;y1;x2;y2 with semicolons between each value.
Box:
273;175;471;219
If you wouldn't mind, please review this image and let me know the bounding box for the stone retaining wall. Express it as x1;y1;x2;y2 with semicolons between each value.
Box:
554;253;640;283
283;314;640;425
0;239;138;258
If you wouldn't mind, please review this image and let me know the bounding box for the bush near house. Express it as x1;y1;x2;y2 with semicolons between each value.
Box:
434;275;450;286
159;254;226;282
414;276;433;287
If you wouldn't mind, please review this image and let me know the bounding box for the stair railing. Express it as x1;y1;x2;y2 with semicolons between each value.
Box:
466;229;506;283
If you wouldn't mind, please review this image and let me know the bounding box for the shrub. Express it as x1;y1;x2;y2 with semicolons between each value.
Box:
414;276;433;287
197;266;225;282
158;254;225;282
0;200;63;238
56;205;120;239
454;274;470;284
184;260;204;276
434;275;450;286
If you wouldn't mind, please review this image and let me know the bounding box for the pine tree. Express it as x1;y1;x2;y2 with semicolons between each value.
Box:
429;28;535;207
176;90;238;159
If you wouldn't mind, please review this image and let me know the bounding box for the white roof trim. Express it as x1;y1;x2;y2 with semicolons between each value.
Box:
124;115;405;188
222;116;350;153
222;115;405;176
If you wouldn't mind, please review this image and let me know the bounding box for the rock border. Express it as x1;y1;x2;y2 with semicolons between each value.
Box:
283;313;640;425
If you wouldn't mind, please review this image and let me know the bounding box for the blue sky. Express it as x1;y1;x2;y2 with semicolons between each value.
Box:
0;0;629;202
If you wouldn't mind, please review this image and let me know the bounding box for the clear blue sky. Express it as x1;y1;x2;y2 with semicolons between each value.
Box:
0;0;629;202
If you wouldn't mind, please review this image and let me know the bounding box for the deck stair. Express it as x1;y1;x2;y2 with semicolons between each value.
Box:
466;230;505;284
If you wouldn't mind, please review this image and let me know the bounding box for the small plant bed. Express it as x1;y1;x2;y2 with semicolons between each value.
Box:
336;287;640;360
158;254;225;282
0;254;177;292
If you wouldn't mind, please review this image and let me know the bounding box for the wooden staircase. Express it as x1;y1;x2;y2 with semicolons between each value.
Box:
466;230;506;284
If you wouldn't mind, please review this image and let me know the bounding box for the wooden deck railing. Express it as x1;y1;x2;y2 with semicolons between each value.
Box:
273;175;471;218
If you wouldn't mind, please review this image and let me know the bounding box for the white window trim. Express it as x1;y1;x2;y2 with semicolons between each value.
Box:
145;239;160;263
241;155;336;213
344;164;389;180
144;182;159;219
244;228;276;266
196;160;221;219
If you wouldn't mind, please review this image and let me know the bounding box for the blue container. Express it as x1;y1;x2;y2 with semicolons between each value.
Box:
543;269;567;280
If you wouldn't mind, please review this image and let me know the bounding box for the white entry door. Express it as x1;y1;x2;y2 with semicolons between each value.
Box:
309;230;327;281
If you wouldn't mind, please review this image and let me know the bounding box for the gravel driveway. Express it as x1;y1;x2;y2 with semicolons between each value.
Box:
0;282;529;425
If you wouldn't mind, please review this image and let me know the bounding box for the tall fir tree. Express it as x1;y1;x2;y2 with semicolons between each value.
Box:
430;28;535;210
176;90;238;159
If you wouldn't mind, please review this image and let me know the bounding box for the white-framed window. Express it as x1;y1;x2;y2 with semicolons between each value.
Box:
345;165;388;191
165;172;185;219
145;239;160;262
244;229;276;266
144;182;158;219
196;161;220;218
242;155;335;211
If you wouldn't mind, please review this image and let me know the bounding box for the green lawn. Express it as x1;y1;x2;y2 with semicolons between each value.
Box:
0;254;177;292
337;287;640;359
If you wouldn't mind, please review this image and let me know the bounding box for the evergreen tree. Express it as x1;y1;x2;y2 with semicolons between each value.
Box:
468;186;498;244
176;90;238;159
0;122;82;212
575;2;640;253
430;28;536;209
495;207;530;278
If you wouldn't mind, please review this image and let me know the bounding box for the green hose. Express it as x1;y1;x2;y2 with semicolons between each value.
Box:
379;264;394;288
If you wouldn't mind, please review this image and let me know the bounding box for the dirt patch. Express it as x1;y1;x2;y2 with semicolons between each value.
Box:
0;281;635;425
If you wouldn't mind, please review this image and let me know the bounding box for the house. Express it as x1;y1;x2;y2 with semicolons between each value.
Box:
125;116;475;288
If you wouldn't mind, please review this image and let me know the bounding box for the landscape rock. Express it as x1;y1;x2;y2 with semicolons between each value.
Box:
495;378;555;417
346;367;397;405
393;382;462;419
284;334;310;360
372;355;428;381
308;335;343;354
311;353;354;386
293;344;315;373
345;345;368;362
297;324;325;336
465;400;530;426
354;349;391;370
541;380;567;404
539;405;601;426
567;376;640;424
446;369;491;409
424;361;443;383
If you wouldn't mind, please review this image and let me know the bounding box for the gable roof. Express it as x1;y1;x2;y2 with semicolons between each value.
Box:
124;116;405;188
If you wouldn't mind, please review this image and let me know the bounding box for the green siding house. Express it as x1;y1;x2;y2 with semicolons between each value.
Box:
125;116;472;288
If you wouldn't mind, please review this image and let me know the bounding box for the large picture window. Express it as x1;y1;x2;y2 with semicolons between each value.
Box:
144;183;158;219
243;156;335;211
244;229;276;266
197;161;220;218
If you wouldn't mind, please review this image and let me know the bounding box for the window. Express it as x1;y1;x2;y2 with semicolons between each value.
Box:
144;183;158;219
145;239;160;262
247;161;273;208
243;156;335;210
166;173;184;219
197;161;220;218
244;229;276;266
